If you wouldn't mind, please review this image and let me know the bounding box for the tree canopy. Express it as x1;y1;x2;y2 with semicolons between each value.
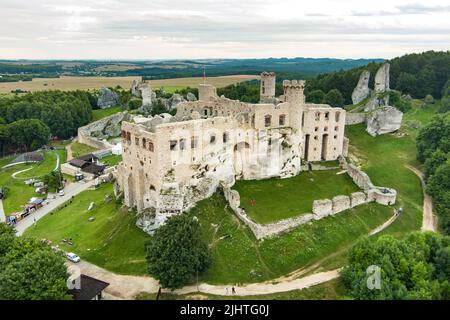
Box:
145;214;211;290
342;232;450;300
0;225;69;300
416;112;450;235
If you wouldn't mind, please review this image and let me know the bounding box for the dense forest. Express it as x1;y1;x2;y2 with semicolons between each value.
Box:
0;91;93;154
343;232;450;300
215;51;450;106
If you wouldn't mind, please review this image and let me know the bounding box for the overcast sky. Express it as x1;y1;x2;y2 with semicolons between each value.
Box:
0;0;449;60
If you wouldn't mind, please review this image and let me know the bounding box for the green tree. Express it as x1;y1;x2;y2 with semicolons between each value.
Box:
424;150;448;179
0;227;69;300
395;72;417;96
325;89;344;107
145;214;211;290
342;233;448;300
0;250;69;300
307;89;325;104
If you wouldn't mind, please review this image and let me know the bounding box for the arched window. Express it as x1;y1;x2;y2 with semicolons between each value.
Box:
279;114;286;126
148;141;154;152
142;138;146;148
315;112;320;121
264;115;272;127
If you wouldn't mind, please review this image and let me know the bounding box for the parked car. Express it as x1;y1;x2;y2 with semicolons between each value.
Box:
66;252;80;263
58;190;65;196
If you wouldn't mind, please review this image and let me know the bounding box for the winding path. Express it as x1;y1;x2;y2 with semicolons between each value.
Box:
405;165;437;232
67;209;399;300
11;152;60;180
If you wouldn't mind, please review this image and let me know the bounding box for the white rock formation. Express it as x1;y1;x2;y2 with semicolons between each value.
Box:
168;93;184;109
187;92;197;101
97;87;120;109
375;63;390;93
366;106;403;136
351;70;370;104
139;83;153;107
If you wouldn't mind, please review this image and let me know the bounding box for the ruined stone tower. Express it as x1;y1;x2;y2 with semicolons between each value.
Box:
282;79;305;105
199;84;217;102
260;71;276;103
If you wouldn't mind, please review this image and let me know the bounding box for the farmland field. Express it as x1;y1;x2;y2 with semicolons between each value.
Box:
0;75;259;93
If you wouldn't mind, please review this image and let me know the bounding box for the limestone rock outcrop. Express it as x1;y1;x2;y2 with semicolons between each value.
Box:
168;93;184;109
97;87;120;109
187;92;197;101
366;106;403;136
363;63;391;111
131;80;154;108
351;70;370;104
374;63;390;93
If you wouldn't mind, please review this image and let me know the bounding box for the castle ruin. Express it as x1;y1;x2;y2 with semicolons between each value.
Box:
115;72;348;233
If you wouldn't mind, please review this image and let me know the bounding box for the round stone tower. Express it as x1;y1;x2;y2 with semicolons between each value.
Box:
282;79;305;105
260;71;276;103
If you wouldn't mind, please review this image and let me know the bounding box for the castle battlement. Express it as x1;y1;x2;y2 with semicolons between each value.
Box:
282;79;305;88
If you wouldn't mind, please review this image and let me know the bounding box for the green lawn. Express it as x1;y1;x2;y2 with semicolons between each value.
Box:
70;142;98;158
14;149;66;179
136;278;347;300
0;149;66;214
0;163;37;214
403;99;441;125
233;170;360;224
92;106;123;121
100;154;122;167
188;192;393;285
24;183;150;275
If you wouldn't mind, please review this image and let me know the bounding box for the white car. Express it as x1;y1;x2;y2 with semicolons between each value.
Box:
66;252;80;263
58;190;65;196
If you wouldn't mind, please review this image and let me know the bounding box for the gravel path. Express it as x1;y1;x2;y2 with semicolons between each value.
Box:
405;165;437;232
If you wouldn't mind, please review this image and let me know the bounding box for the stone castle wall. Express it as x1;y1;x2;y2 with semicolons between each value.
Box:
345;112;366;125
222;157;397;240
78;112;130;150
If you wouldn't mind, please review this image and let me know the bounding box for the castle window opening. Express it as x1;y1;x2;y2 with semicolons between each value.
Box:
315;126;319;132
170;140;177;151
279;114;286;126
148;141;154;152
135;137;139;146
121;130;126;138
334;126;339;131
210;134;216;144
301;113;305;127
191;136;198;149
324;126;328;132
264;115;272;127
142;138;146;148
335;112;340;122
126;132;131;144
334;135;338;139
325;112;330;120
315;112;320;121
223;132;229;143
180;139;186;150
314;135;318;140
150;185;156;191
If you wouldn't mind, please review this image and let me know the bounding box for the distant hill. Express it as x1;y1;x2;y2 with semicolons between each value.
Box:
0;57;383;82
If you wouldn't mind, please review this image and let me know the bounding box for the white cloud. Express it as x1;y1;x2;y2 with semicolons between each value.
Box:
0;0;448;59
